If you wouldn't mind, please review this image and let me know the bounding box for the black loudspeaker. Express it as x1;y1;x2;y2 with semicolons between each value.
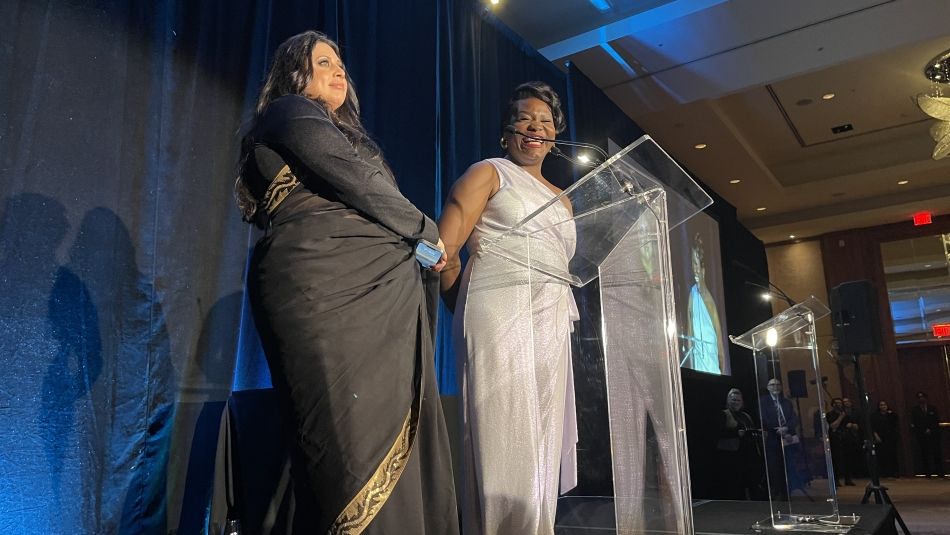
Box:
787;370;807;398
829;280;883;355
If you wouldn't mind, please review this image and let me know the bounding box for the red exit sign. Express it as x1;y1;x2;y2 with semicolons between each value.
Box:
933;324;950;337
913;211;933;226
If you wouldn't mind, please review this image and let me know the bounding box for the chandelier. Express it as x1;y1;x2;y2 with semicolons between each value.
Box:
917;48;950;160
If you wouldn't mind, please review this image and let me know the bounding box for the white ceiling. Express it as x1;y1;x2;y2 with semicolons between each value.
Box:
490;0;950;243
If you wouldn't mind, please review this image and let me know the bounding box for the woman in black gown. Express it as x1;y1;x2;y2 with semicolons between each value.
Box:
234;31;458;534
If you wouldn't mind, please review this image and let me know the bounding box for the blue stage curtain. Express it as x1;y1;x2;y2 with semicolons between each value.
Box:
0;0;580;532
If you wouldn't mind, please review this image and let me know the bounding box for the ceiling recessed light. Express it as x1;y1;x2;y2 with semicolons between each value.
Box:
822;93;836;100
789;235;796;239
897;180;909;185
729;179;741;184
756;207;767;211
925;264;933;268
694;143;707;150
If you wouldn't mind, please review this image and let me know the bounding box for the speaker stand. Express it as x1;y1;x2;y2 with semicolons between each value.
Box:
850;353;911;535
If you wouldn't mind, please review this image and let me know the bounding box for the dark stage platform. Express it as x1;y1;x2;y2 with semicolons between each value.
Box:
555;497;897;534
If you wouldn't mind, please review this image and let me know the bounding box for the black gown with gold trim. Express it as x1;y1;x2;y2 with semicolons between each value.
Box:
242;95;458;534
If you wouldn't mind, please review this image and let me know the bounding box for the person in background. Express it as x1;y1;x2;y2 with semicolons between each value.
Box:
234;30;458;534
910;391;945;478
759;378;803;498
826;397;856;486
716;388;764;499
870;400;900;478
842;397;867;478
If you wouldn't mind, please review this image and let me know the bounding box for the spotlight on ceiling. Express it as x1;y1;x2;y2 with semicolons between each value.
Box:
756;207;767;212
729;179;741;184
694;143;707;150
822;93;836;100
897;180;909;185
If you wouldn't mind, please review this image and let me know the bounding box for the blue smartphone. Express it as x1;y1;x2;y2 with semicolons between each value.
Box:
414;239;443;268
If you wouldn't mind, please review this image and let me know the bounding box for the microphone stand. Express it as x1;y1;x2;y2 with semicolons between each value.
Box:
744;281;796;308
733;260;797;307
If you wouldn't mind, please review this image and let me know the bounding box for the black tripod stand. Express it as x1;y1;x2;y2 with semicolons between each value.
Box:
850;353;911;535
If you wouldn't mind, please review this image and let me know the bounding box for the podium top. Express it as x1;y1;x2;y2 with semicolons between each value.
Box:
480;136;713;287
548;135;712;232
729;296;831;351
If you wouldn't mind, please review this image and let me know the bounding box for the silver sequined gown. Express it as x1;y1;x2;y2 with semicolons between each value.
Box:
453;158;579;535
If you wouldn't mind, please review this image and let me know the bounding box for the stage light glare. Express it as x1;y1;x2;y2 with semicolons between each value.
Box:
577;154;590;163
490;0;499;5
766;327;779;347
667;320;677;338
761;293;772;301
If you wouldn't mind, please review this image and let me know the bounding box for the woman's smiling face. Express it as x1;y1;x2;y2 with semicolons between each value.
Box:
504;97;556;167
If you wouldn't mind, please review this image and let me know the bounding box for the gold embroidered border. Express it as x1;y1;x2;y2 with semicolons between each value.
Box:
328;409;417;535
261;165;300;215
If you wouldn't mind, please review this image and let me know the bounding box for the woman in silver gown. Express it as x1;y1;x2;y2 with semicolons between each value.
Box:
438;81;578;535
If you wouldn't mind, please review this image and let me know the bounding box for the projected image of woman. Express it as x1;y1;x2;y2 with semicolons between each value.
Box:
438;81;579;535
686;233;724;374
234;31;458;534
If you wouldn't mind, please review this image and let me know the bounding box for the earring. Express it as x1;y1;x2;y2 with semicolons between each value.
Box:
500;137;508;150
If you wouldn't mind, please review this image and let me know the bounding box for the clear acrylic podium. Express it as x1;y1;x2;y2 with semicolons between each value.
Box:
481;136;712;534
730;297;858;533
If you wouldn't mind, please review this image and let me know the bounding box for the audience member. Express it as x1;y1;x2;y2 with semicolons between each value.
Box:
716;388;764;499
870;400;900;478
759;378;805;499
826;397;856;486
910;392;945;478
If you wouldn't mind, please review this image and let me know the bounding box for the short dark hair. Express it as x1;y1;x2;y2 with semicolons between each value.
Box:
502;81;566;134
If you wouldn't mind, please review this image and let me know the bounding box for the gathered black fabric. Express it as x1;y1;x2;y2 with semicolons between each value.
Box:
243;95;458;534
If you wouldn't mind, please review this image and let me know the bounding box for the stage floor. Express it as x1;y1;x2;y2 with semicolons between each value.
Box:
554;498;896;534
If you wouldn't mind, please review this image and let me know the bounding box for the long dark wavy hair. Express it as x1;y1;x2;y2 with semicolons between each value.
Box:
234;30;379;223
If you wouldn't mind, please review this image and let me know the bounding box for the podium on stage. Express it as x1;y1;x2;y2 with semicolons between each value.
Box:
481;136;712;534
730;297;858;533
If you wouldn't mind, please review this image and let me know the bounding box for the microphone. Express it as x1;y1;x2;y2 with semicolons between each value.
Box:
503;125;640;196
736;263;796;306
503;125;608;166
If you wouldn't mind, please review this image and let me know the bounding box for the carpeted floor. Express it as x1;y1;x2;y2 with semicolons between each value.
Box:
834;476;950;535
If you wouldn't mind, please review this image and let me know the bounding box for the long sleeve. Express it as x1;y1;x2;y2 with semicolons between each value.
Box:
258;95;438;243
